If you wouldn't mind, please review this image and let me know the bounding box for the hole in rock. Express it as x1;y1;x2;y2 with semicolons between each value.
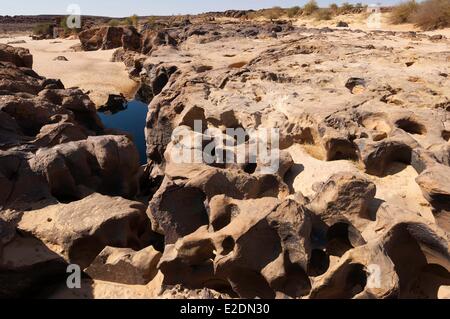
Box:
299;127;316;144
344;263;367;297
227;268;275;299
326;222;354;257
211;204;240;231
311;263;367;299
243;162;257;174
53;193;81;204
256;174;282;197
160;187;209;244
221;236;235;255
442;130;450;141
228;61;247;69
98;100;148;164
140;170;164;199
365;144;412;177
206;146;227;169
395;118;427;135
283;163;305;194
408;264;450;299
273;257;312;298
382;224;429;298
152;73;169;95
326;140;359;161
307;249;330;277
345;77;366;94
69;237;108;269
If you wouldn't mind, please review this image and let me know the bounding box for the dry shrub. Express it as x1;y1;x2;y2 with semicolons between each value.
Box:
263;7;284;20
315;9;332;21
287;6;302;18
303;0;319;16
124;14;139;27
33;23;52;35
390;0;419;24
108;19;120;27
413;0;450;30
246;11;259;20
329;3;339;14
339;2;355;14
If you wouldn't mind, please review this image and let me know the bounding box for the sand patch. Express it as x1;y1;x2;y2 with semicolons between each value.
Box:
0;36;139;107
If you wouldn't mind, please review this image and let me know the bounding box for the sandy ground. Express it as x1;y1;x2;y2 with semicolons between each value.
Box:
0;35;139;106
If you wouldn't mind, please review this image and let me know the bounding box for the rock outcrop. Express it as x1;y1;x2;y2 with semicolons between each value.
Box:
0;44;160;298
2;17;450;299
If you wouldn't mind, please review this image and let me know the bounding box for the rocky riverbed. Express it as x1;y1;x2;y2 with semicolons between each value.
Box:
0;19;449;298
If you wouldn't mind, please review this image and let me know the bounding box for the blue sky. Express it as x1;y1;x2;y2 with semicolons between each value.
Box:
0;0;400;17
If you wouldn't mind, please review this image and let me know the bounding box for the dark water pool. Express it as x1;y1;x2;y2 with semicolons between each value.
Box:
98;100;148;164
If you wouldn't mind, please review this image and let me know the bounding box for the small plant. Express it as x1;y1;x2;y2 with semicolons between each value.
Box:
329;3;339;14
303;0;319;16
108;19;121;27
413;0;450;30
287;6;301;18
60;18;70;34
124;14;139;27
33;22;52;35
246;11;259;20
390;0;419;24
339;2;355;14
315;8;332;21
263;6;284;20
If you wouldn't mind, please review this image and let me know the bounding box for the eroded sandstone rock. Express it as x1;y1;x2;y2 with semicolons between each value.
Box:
0;44;33;68
158;197;312;298
17;193;150;268
85;246;161;285
29;135;141;201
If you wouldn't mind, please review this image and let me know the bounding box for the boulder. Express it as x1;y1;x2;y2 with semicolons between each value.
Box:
29;135;141;201
0;150;51;210
158;197;313;298
416;164;450;212
336;21;349;28
0;61;42;95
17;193;150;268
135;64;178;104
148;162;289;244
308;172;376;227
121;26;142;51
98;94;127;112
0;222;67;298
141;30;177;55
53;56;68;61
355;129;420;176
85;246;161;285
0;44;33;68
78;26;124;51
310;205;450;299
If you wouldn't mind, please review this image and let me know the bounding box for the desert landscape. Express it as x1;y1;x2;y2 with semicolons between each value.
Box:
0;1;449;300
